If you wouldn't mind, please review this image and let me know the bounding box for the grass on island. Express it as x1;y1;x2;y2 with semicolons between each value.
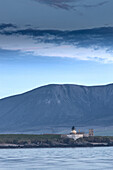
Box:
0;134;61;144
77;136;113;143
0;134;113;145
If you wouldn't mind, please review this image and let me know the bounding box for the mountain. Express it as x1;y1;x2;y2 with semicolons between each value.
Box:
0;84;113;133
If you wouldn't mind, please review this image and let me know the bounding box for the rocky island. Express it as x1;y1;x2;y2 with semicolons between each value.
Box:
0;134;113;149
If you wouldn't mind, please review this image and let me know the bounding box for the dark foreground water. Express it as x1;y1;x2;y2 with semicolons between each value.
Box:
0;147;113;170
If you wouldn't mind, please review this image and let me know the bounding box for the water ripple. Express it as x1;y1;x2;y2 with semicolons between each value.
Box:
0;147;113;169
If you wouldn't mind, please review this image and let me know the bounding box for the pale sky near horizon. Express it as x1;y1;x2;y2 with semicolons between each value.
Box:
0;0;113;99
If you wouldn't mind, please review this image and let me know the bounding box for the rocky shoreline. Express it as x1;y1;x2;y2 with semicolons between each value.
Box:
0;135;113;148
0;143;112;149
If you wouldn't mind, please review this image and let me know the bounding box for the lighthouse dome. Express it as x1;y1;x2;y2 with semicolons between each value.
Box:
70;129;77;134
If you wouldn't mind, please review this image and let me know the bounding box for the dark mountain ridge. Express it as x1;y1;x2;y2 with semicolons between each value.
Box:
0;83;113;133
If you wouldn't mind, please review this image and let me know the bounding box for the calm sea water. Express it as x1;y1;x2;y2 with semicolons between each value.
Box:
0;147;113;170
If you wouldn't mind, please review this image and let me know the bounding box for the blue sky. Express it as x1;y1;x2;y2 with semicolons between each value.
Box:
0;0;113;98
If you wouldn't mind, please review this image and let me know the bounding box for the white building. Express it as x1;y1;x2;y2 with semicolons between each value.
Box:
67;127;84;140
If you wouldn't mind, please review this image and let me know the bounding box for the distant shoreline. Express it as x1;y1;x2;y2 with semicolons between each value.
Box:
0;144;112;149
0;134;112;149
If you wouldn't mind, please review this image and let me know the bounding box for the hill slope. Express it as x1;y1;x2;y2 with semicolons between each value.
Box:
0;84;113;133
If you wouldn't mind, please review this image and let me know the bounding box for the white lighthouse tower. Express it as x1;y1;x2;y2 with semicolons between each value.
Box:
67;126;84;140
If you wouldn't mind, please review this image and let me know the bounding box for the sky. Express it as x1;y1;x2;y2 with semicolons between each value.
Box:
0;0;113;98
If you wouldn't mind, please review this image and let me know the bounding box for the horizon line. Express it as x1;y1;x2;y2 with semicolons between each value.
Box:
0;82;113;100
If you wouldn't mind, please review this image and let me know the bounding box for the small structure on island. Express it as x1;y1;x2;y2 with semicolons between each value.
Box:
66;126;94;140
70;126;77;134
67;126;84;140
89;129;94;136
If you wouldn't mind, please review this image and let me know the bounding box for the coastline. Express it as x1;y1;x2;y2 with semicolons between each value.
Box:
0;143;112;149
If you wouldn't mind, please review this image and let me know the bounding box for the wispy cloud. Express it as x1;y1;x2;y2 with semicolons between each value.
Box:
82;1;109;8
0;24;113;63
1;26;113;47
34;0;76;10
33;0;110;10
0;23;17;30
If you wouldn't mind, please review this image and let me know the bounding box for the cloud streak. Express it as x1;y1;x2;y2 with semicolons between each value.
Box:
34;0;76;10
82;1;109;8
0;23;17;30
0;24;113;63
33;0;110;10
1;26;113;47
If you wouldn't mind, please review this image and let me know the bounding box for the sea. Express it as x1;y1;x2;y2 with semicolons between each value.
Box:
0;147;113;170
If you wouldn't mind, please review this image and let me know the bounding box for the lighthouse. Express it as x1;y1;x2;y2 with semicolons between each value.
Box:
67;126;84;140
70;126;77;134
